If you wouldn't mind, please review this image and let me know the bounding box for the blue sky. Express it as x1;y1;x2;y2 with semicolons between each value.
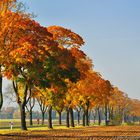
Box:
6;0;139;99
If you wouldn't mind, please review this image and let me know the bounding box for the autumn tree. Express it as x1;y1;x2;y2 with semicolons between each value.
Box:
62;57;92;127
51;87;66;125
33;87;48;125
0;0;18;110
108;87;129;125
47;26;87;127
0;0;34;129
64;81;77;127
32;45;83;128
47;26;84;48
76;71;101;126
126;99;140;123
1;8;58;129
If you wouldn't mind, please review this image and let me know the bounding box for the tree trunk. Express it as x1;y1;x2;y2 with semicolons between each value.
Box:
105;104;109;126
85;100;90;126
41;112;45;125
85;109;89;126
20;104;27;130
58;111;62;125
110;107;114;122
28;87;35;126
13;81;28;130
0;66;3;110
97;108;101;126
88;111;91;125
82;111;86;126
69;108;75;127
29;110;33;126
93;113;96;124
48;105;53;129
66;108;70;127
77;111;80;125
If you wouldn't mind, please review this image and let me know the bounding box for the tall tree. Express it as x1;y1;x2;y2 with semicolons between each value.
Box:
1;11;57;130
0;0;18;110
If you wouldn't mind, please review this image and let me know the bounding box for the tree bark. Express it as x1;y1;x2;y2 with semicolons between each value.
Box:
0;75;3;110
97;108;101;125
66;107;70;127
105;104;109;126
82;111;86;126
0;66;3;110
29;110;33;126
69;108;75;127
85;109;89;126
77;111;80;125
85;100;90;126
13;81;28;130
58;111;62;125
41;112;45;125
48;105;53;129
92;110;96;124
28;88;35;126
20;104;27;130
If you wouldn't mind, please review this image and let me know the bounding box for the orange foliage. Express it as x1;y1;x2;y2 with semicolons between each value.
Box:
47;26;84;48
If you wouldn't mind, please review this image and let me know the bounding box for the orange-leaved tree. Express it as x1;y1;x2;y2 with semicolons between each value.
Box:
109;87;129;125
0;0;19;110
1;7;57;130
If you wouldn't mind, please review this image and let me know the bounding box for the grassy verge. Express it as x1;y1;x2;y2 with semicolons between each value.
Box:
0;125;85;135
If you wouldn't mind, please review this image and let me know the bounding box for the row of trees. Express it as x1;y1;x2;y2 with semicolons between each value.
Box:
0;0;140;130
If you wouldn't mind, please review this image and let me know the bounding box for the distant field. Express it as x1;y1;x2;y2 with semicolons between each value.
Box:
0;119;100;129
0;119;40;129
0;119;139;129
0;126;140;140
0;119;67;129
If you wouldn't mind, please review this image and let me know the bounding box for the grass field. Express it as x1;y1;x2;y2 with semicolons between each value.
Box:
0;119;104;129
0;119;67;129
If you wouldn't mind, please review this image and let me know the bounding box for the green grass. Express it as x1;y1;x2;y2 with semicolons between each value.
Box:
0;125;84;135
0;119;47;130
0;119;85;134
0;119;139;135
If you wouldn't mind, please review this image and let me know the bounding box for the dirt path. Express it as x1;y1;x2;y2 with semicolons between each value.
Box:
0;126;140;140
